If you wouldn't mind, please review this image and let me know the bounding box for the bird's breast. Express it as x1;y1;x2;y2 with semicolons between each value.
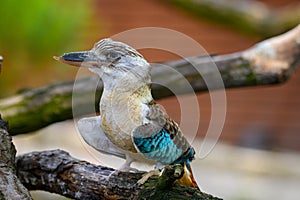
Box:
100;84;152;153
100;94;146;153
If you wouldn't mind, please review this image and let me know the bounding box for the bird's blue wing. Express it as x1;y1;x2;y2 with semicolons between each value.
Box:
132;103;194;165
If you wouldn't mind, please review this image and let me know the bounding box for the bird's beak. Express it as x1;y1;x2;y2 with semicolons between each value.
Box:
54;51;98;68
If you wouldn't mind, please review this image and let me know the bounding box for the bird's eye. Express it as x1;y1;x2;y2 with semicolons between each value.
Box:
107;52;119;59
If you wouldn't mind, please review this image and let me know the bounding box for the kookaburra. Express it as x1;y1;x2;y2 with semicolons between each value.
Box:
55;38;199;189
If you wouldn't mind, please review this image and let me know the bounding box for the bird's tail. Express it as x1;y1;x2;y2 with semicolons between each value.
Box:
177;162;200;190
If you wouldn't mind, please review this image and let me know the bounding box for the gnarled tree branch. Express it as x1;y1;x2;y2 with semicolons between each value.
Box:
16;149;221;200
0;24;300;135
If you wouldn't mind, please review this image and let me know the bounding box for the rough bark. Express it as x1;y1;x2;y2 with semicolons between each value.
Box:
0;115;32;199
1;24;300;135
167;0;300;37
16;149;221;200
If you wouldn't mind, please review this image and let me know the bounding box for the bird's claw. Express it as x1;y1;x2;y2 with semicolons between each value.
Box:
118;165;139;173
106;165;140;181
137;169;161;185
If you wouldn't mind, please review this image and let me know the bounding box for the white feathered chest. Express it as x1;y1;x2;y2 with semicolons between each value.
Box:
100;84;152;152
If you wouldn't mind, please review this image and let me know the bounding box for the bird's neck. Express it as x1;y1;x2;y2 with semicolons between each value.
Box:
100;83;153;109
100;71;152;102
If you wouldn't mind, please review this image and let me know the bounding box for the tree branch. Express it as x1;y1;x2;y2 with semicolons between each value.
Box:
1;24;300;135
167;0;300;37
16;149;221;200
0;115;32;199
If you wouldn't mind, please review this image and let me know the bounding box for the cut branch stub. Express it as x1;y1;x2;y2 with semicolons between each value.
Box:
0;55;2;73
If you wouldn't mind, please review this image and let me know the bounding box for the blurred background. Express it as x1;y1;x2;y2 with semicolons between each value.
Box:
1;0;300;199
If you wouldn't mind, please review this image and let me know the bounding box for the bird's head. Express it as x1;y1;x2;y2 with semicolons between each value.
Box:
54;38;151;89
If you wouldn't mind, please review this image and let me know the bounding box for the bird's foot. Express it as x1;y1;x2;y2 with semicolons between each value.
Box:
118;164;139;173
137;169;161;185
106;165;140;181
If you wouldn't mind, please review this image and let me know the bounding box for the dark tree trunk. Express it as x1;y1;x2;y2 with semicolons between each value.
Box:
0;115;32;199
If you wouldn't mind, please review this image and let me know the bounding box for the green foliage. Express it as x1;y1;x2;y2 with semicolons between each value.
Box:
0;0;93;96
0;0;90;61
